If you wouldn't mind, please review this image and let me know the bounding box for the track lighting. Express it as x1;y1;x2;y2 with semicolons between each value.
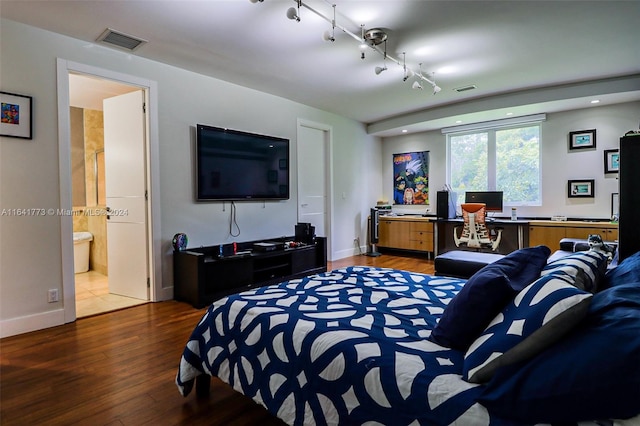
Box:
374;66;387;75
286;0;301;21
286;7;300;21
322;4;336;42
250;0;441;95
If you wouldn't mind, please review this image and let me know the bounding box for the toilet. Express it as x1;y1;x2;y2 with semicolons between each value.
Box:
73;231;93;273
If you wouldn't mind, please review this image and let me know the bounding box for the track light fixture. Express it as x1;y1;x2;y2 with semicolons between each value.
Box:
286;0;301;21
250;0;441;94
322;4;336;42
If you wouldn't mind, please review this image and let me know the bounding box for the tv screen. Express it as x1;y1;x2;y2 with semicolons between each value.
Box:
464;191;504;212
196;124;290;201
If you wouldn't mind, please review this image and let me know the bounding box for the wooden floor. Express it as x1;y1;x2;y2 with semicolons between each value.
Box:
0;252;433;425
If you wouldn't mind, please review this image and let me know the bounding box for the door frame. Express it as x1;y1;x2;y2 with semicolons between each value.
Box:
296;119;333;260
56;59;164;323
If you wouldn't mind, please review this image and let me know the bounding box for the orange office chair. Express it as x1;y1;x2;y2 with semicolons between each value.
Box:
454;203;502;251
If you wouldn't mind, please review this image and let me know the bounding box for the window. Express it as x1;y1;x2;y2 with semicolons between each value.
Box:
447;124;541;208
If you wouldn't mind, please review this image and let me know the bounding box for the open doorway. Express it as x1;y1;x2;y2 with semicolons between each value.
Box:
69;73;148;317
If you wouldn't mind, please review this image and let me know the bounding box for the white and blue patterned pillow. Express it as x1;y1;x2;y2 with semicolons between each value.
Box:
541;250;607;292
462;273;592;383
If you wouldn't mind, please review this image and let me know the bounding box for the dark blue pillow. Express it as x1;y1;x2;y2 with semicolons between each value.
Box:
430;246;551;350
603;250;640;288
478;282;640;423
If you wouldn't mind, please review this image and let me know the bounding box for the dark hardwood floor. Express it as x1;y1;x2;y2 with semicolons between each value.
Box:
0;252;433;425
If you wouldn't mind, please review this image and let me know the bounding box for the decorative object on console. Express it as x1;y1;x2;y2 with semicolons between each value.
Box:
568;129;596;150
604;148;619;173
0;91;33;140
567;179;594;198
453;203;502;250
172;233;188;251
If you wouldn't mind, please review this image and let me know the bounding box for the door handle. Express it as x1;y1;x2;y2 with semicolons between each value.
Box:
301;203;309;207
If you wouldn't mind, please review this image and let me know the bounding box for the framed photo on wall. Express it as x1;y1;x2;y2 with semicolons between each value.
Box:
568;179;595;198
569;129;596;150
604;149;619;173
611;192;619;220
393;151;430;205
1;91;33;139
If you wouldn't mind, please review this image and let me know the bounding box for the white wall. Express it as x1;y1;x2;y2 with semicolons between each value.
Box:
0;19;381;336
382;102;640;219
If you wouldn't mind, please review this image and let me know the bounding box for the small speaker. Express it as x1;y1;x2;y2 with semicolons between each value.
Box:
436;191;449;219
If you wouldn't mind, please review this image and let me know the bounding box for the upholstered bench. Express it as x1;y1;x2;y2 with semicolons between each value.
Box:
434;250;505;279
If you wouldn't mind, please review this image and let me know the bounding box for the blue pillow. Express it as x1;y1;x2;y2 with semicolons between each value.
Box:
431;246;551;350
541;250;608;292
478;282;640;423
463;273;592;383
603;250;640;288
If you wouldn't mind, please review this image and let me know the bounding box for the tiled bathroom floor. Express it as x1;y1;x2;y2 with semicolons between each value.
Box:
75;270;147;318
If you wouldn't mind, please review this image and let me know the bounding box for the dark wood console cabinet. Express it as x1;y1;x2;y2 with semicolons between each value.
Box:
174;237;327;308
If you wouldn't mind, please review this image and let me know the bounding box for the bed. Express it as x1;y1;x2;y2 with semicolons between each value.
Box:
176;247;640;425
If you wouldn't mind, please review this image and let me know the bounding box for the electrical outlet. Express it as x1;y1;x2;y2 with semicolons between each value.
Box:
48;289;59;303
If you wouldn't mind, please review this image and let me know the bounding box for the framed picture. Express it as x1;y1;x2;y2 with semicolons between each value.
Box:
393;151;430;205
604;149;619;173
568;179;595;198
568;129;596;150
1;91;32;139
611;192;619;220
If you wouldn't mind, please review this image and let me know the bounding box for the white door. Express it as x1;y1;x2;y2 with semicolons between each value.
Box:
297;124;328;238
103;90;149;300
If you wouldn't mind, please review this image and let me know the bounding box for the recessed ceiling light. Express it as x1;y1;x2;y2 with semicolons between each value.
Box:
591;99;600;104
506;112;513;116
402;129;408;133
455;120;463;124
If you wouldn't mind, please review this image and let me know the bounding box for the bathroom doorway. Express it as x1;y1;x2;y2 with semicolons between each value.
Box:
69;74;148;317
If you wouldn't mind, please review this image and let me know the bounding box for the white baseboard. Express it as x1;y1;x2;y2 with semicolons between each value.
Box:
0;308;65;338
332;246;367;261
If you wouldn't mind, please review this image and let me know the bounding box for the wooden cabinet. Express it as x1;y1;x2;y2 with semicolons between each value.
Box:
528;221;618;251
378;216;434;253
174;237;327;308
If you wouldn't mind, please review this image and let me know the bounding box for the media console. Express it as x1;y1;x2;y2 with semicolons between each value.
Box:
174;236;327;308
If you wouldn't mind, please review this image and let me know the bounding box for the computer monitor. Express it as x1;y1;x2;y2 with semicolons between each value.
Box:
464;191;504;212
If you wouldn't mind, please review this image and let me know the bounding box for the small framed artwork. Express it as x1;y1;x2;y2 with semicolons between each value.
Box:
568;179;595;198
611;193;619;220
568;129;596;150
604;149;619;173
1;91;33;139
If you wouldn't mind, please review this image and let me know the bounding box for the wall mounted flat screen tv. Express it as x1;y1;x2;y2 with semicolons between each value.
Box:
464;191;504;212
196;124;290;201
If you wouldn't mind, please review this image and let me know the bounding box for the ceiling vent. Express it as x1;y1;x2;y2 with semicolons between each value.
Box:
454;85;477;93
96;28;147;51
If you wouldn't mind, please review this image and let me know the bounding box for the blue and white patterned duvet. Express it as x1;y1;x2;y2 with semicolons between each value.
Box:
176;266;491;425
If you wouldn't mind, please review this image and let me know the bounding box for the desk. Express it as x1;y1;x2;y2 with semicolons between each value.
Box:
434;219;529;256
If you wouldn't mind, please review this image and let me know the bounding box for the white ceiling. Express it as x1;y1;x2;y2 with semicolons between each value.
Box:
2;0;639;136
